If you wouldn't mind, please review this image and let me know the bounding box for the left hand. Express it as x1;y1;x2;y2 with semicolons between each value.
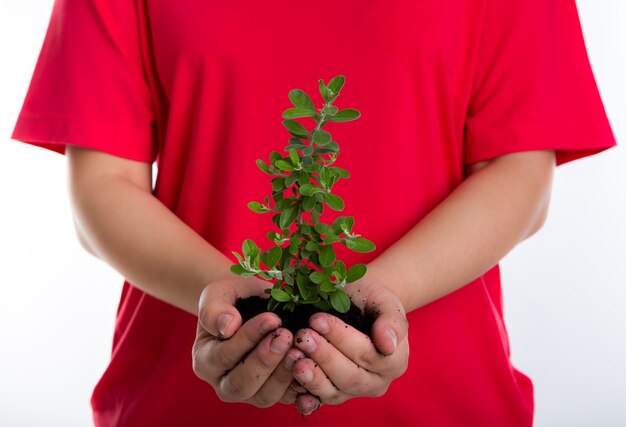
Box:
290;276;409;414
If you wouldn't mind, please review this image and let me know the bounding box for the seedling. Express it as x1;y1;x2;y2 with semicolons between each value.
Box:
231;75;375;313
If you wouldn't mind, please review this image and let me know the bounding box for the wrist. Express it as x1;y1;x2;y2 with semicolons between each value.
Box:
361;261;412;312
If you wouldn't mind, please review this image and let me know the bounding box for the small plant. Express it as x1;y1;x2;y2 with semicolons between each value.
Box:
231;75;375;314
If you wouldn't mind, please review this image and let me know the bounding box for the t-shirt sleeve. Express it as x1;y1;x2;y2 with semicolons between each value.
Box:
11;0;157;163
463;0;617;166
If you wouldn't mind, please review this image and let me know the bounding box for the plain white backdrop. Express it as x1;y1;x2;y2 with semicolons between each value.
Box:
0;1;624;426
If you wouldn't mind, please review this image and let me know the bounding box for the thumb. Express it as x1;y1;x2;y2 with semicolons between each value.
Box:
368;287;408;356
198;280;243;339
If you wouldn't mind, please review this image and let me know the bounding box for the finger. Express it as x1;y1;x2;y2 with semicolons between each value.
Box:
278;349;307;405
363;286;408;356
247;335;304;408
198;280;242;339
198;278;268;339
219;327;293;402
203;313;282;379
292;357;348;405
295;393;322;416
293;328;385;397
307;313;385;370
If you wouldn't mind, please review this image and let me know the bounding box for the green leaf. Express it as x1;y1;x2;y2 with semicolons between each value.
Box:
298;172;310;186
271;289;292;302
282;108;316;119
323;105;339;116
242;239;260;259
230;264;247;276
332;216;354;234
302;146;314;156
283;273;294;286
271;177;285;192
232;251;245;265
288;89;316;111
319;245;336;267
256;159;270;174
309;271;327;284
318;79;333;103
325;141;340;153
329;108;361;122
266;246;282;267
279;205;299;229
314;222;335;236
302;196;316;211
330;289;351;313
312;129;331;146
286;138;307;149
267;298;281;312
305;240;319;252
267;231;281;243
296;272;312;299
320;281;336;293
271;213;281;228
336;260;347;278
330;167;350;178
310;210;320;224
327;75;345;95
270;151;282;164
289;150;301;168
274;198;293;211
248;201;269;214
300;296;321;305
275;159;295;171
323;193;344;211
282;119;310;138
285;172;299;187
323;234;341;245
313;146;336;155
289;235;299;255
284;301;296;312
313;299;331;311
319;167;331;188
303;162;321;173
346;264;367;283
299;183;322;196
230;264;256;278
345;237;376;253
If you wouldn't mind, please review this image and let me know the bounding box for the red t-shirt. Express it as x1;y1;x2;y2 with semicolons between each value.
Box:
12;0;617;425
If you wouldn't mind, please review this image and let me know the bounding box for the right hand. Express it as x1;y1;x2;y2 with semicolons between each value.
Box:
191;277;317;409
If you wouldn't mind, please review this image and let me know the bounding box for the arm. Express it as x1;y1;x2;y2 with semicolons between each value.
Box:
368;149;555;311
291;150;555;409
66;145;231;315
65;145;309;408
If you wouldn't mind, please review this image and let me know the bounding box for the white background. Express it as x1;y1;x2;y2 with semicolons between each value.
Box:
0;1;624;426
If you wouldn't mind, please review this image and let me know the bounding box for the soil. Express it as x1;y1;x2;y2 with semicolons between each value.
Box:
235;296;374;336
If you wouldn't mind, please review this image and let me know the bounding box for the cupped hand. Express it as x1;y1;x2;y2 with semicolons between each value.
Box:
290;276;409;414
192;277;318;408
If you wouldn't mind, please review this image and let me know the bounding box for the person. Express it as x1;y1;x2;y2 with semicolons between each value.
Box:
12;0;616;425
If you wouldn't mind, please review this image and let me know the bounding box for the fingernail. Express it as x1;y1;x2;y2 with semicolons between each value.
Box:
297;368;313;384
284;353;297;370
270;333;291;354
217;313;233;337
385;328;397;352
295;335;317;353
259;319;278;335
310;316;330;334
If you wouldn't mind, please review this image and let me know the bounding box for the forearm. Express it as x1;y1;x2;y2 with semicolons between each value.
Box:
70;175;232;315
367;150;555;312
